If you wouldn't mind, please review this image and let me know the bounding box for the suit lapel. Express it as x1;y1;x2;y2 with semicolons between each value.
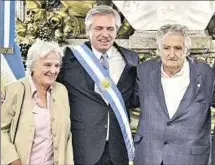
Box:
114;43;132;90
22;78;36;127
150;59;169;117
50;88;59;129
83;42;94;90
171;58;202;121
79;42;110;104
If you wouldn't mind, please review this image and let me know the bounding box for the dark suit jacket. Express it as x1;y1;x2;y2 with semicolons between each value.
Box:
57;41;139;165
211;62;215;165
212;62;215;73
134;57;215;165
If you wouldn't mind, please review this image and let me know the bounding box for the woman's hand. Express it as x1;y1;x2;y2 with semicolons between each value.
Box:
10;159;22;165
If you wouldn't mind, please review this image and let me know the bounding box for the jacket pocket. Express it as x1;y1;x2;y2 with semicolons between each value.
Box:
191;145;210;155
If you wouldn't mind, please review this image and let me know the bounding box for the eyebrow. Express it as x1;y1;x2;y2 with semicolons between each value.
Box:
163;45;183;47
95;26;115;28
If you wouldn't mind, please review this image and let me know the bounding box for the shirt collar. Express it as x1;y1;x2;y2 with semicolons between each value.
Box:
29;76;52;98
92;46;113;60
161;58;189;78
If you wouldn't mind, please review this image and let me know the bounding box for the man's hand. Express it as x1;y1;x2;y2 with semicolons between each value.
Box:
10;159;22;165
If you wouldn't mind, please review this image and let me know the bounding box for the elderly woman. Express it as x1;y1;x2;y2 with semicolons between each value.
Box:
1;40;74;165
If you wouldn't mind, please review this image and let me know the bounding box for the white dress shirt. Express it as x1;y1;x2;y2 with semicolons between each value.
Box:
92;46;126;140
161;59;190;118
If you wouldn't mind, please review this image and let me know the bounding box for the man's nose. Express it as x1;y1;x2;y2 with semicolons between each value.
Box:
101;29;109;37
169;48;175;57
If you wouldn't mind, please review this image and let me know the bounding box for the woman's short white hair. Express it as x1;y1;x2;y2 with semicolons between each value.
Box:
85;5;122;32
157;24;191;56
26;39;63;74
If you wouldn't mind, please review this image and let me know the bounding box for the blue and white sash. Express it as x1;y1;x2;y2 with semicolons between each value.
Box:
70;44;135;162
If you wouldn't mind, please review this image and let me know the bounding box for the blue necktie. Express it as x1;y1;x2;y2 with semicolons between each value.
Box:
100;53;109;74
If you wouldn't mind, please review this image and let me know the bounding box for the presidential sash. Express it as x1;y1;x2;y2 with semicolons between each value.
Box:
70;44;135;162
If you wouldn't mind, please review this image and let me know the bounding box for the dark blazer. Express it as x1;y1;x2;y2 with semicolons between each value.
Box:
211;62;215;165
134;57;215;165
212;62;215;73
57;41;139;165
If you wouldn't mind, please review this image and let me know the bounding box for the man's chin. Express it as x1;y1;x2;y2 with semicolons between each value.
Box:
166;64;182;71
164;61;181;68
99;46;111;52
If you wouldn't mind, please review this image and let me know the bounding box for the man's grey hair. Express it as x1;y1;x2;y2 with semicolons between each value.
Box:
26;39;63;74
85;5;122;31
157;24;191;55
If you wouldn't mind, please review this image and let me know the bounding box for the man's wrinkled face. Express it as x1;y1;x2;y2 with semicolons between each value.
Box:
87;14;117;53
160;32;186;71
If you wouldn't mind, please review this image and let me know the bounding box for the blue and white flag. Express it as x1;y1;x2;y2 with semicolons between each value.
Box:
0;0;25;89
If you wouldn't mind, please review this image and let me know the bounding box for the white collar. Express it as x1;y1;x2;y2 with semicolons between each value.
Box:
92;46;113;60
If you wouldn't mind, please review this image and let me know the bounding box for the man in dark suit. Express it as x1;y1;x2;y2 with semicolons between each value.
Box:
133;24;215;165
57;5;139;165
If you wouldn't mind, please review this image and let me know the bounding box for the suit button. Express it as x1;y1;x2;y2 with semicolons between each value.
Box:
104;125;107;129
164;141;168;145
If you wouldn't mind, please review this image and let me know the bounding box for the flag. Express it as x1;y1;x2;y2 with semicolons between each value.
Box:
0;0;25;89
